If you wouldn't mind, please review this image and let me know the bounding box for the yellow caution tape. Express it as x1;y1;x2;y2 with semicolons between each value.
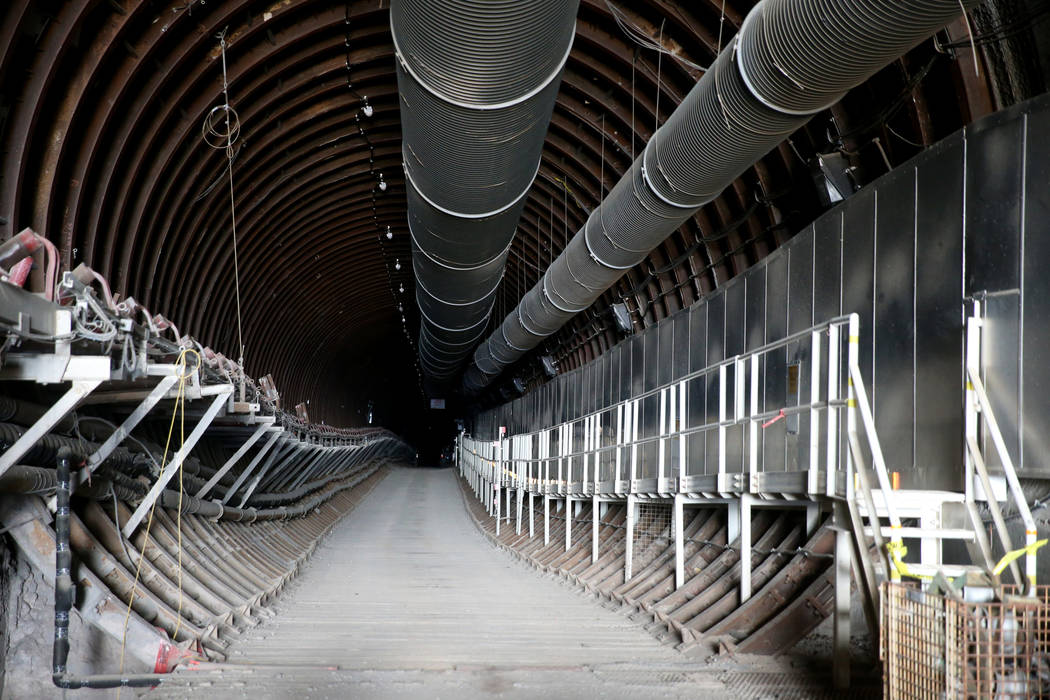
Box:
886;540;931;581
992;539;1047;577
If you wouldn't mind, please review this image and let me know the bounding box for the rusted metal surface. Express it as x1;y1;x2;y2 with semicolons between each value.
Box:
881;583;1050;699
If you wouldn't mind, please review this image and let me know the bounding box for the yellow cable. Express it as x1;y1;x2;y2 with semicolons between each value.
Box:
117;349;198;694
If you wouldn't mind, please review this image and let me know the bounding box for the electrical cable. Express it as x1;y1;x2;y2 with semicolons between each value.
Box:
116;348;198;697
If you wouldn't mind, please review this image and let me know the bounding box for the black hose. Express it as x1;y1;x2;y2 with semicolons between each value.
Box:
463;0;981;393
52;447;166;689
393;0;580;380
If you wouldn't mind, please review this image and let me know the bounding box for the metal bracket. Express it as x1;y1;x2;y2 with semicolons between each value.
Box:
0;380;102;480
123;386;233;537
195;419;273;500
46;372;181;512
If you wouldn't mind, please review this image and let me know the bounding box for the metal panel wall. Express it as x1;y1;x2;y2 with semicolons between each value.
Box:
471;93;1050;488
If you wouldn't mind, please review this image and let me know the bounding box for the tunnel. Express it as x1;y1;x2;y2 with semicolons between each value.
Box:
1;0;1050;697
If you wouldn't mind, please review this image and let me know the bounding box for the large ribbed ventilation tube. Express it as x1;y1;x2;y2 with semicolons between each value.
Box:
463;0;979;394
390;0;580;385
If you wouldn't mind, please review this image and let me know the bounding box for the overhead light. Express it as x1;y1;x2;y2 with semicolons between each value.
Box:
540;355;558;378
399;283;404;293
385;226;393;240
377;173;387;192
394;258;401;271
362;97;373;118
611;303;632;334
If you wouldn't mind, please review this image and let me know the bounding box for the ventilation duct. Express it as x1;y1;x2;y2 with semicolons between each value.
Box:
463;0;978;395
390;0;580;384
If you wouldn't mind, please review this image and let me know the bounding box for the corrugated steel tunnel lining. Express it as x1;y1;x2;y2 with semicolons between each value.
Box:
2;0;1025;418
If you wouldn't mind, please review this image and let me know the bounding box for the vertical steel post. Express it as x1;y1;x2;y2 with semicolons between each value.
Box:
625;494;636;582
809;330;821;494
674;493;685;590
544;494;550;545
833;501;852;689
592;495;599;564
565;495;572;551
826;324;840;497
740;495;753;603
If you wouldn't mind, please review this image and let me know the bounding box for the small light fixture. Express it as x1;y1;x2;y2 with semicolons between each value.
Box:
385;226;393;240
399;283;404;293
377;173;387;192
361;97;373;118
394;258;401;271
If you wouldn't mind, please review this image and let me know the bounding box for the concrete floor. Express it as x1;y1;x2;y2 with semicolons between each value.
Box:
143;468;862;699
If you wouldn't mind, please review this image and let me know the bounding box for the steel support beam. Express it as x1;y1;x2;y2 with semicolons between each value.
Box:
0;380;101;480
195;420;272;499
123;387;232;537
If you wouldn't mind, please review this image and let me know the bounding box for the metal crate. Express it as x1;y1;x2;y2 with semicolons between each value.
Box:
882;582;1050;699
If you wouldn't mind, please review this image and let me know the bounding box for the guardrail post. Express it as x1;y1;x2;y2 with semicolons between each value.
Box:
833;501;852;689
625;494;636;582
565;495;572;551
740;495;753;603
674;493;685;590
592;494;599;564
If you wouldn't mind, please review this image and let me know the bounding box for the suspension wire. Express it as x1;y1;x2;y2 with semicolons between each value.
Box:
217;31;246;366
717;0;727;55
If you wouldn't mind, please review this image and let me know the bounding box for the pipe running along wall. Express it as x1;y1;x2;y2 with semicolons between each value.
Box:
462;0;980;393
390;0;580;384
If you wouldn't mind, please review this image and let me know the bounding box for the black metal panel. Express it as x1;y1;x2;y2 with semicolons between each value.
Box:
841;188;876;391
643;324;659;392
581;360;593;416
812;212;842;325
605;346;617;408
725;278;745;357
965;110;1024;296
631;333;645;396
619;339;632;402
658;316;674;386
913;130;965;488
705;291;725;474
1022;106;1050;475
745;264;766;352
983;293;1021;471
673;309;689;381
765;250;789;472
689;299;708;373
593;355;604;414
873;168;917;477
688;303;708;476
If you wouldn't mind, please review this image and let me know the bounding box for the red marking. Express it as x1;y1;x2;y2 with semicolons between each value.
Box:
762;409;786;429
153;641;186;673
8;257;32;287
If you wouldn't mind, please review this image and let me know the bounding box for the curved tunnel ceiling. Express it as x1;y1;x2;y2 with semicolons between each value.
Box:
0;0;1041;429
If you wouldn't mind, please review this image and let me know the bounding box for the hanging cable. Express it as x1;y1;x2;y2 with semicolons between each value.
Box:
202;29;246;368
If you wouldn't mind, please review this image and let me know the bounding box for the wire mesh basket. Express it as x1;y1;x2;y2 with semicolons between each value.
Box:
882;582;1050;699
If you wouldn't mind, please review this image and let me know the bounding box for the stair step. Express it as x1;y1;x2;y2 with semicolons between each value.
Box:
862;526;974;541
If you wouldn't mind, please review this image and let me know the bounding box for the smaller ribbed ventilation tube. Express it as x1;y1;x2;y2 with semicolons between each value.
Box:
391;0;580;385
463;0;979;395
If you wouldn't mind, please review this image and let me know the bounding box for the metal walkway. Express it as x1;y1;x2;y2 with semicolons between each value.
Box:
143;467;839;699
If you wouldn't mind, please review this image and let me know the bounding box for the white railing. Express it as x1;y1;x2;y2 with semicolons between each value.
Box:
461;314;900;505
